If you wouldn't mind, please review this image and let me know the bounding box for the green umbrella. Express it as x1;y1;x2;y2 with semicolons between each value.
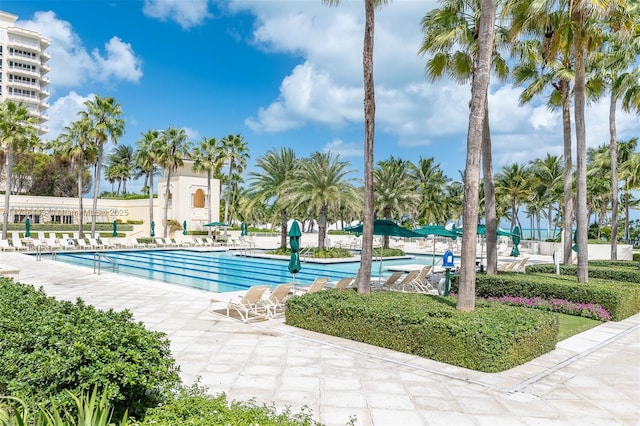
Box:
203;221;228;227
511;226;521;257
150;220;155;237
413;225;459;266
288;220;302;281
25;217;31;238
240;222;248;236
183;220;187;235
572;229;578;252
112;220;118;237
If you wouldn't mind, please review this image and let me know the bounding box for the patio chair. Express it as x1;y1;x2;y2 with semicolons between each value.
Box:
11;238;29;251
154;238;167;247
295;277;329;295
76;238;89;250
513;257;530;273
332;277;355;290
394;270;420;292
374;271;404;291
89;238;104;250
225;285;270;323
406;266;437;294
261;283;295;318
0;239;16;251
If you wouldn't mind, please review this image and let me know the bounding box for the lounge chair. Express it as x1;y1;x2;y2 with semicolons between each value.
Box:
332;277;355;290
0;239;16;251
154;238;167;247
407;266;437;294
513;257;530;273
11;238;29;251
261;283;295;318
89;238;104;250
375;271;404;291
394;270;420;292
295;277;329;294
225;285;270;323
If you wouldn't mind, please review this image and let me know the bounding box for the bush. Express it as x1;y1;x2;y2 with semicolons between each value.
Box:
285;290;558;372
266;247;353;258
0;279;180;419
526;262;640;284
452;272;640;321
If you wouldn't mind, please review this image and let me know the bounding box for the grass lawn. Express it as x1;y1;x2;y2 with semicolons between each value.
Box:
557;313;602;342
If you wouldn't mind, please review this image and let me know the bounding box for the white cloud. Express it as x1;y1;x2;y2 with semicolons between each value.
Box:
17;11;143;88
322;139;363;158
43;91;94;141
142;0;211;29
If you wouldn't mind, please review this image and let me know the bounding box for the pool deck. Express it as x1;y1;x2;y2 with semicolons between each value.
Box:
0;240;638;425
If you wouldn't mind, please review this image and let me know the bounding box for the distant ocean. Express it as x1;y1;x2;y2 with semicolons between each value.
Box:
519;228;558;240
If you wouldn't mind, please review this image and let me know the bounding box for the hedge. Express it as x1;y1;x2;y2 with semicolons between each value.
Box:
285;290;558;373
0;279;180;419
451;272;640;321
526;262;640;283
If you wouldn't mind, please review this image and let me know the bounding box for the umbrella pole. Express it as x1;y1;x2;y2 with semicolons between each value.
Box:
432;235;436;267
378;245;383;282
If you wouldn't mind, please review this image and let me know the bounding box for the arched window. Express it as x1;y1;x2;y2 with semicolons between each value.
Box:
193;188;205;208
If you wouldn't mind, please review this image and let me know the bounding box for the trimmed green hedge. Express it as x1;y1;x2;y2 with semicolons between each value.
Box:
525;262;640;285
452;272;640;321
285;290;558;373
0;279;180;418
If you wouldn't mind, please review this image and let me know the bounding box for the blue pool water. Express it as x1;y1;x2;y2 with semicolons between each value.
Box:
48;249;441;293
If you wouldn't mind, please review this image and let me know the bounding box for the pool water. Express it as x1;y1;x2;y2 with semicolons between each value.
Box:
48;249;442;293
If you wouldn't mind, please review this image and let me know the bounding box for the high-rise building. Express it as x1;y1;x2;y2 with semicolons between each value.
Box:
0;11;50;135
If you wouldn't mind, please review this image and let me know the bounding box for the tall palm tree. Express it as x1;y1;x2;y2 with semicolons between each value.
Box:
456;0;496;312
79;96;125;238
157;127;190;238
0;100;39;239
282;151;360;250
134;130;163;236
105;145;134;195
530;154;563;240
220;134;249;228
192;136;225;232
374;157;420;247
413;157;448;225
420;0;509;275
496;163;531;232
248;147;298;249
620;150;640;241
323;0;390;294
52;119;95;236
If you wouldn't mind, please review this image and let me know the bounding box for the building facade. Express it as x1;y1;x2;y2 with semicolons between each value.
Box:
0;11;50;135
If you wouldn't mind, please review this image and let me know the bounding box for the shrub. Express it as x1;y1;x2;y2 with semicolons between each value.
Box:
486;296;611;321
0;280;180;419
285;290;558;372
526;262;640;283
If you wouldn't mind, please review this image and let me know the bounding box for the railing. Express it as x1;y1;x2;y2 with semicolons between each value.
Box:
93;253;118;275
300;247;313;262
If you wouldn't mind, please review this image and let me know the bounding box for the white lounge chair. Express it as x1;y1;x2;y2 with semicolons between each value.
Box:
0;239;16;251
261;283;295;318
294;277;329;295
11;238;29;251
332;277;355;290
375;271;404;291
224;285;270;323
394;270;420;292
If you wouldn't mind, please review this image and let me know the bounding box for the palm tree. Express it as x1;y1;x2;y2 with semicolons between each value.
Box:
134;130;163;235
530;154;563;240
374;157;420;248
78;96;125;238
282;151;360;250
413;157;448;225
456;0;496;312
323;0;390;294
420;0;509;275
248;148;298;249
496;163;531;232
105;145;134;195
192;136;225;233
0;100;39;239
220;134;249;228
157;127;190;238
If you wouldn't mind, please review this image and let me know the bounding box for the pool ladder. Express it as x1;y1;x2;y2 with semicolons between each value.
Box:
300;246;313;262
93;253;119;275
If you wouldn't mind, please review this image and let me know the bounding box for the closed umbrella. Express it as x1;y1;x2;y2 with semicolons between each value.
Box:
150;220;155;237
112;220;118;237
25;217;31;238
288;220;302;282
511;226;521;257
183;220;187;235
240;222;248;236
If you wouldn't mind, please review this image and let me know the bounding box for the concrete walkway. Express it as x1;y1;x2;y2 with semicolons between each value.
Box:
1;249;638;426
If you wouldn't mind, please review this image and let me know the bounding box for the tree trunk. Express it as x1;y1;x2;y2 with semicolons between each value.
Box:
78;165;84;236
573;10;589;283
609;94;618;260
149;170;154;237
356;0;376;294
2;148;13;240
482;104;497;274
91;147;102;239
561;79;574;264
457;0;496;312
318;205;328;249
280;209;288;249
163;171;172;238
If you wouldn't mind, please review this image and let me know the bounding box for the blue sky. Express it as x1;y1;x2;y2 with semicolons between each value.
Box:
4;0;639;203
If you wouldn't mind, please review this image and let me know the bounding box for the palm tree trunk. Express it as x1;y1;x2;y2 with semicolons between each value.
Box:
163;171;172;238
91;153;101;239
318;205;328;249
609;94;618;260
223;160;233;238
78;166;84;236
148;170;154;236
280;209;288;249
561;79;574;264
357;0;376;295
458;0;496;312
573;10;589;283
482;105;497;274
2;148;13;240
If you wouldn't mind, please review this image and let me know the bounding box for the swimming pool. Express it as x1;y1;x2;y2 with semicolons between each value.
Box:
48;249;442;293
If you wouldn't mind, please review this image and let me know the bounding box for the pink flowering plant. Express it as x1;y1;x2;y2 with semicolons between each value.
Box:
487;296;612;322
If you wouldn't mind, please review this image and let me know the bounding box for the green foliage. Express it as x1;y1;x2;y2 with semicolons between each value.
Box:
452;271;640;321
526;262;640;285
285;290;558;372
266;247;354;258
0;280;180;419
634;253;640;262
137;383;320;426
375;247;406;257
